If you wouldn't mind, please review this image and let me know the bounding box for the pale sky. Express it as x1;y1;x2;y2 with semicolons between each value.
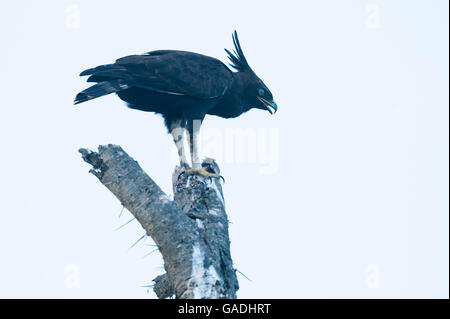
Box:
0;0;448;298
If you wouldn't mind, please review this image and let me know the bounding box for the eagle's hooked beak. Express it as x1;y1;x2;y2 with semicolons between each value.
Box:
258;97;278;114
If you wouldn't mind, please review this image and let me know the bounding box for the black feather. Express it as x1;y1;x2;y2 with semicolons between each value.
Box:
80;64;116;76
225;31;250;72
74;80;128;105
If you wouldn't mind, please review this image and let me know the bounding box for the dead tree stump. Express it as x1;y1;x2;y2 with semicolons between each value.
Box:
79;144;239;299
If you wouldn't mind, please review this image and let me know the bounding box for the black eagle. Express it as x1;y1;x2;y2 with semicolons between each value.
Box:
75;31;277;178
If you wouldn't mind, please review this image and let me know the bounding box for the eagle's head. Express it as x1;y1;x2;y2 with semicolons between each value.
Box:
225;31;278;115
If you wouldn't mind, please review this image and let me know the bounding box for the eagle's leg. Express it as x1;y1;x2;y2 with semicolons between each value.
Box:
169;120;189;168
185;119;221;179
189;119;202;170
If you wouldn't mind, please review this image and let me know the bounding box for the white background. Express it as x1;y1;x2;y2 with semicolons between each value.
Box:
0;0;448;298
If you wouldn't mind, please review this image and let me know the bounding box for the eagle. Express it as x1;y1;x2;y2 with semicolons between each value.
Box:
75;31;277;178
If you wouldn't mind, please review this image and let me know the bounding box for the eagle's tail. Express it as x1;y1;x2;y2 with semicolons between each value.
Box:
74;80;129;105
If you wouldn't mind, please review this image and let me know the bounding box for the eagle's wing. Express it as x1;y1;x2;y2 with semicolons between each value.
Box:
80;50;233;100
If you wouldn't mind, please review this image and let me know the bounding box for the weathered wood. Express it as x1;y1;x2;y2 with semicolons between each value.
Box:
79;144;238;298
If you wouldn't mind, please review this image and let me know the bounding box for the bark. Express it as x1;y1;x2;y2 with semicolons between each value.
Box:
79;144;238;299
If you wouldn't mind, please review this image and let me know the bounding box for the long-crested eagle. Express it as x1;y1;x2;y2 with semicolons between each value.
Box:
75;31;277;178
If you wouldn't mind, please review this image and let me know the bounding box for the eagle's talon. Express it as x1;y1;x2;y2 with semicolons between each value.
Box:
210;175;226;184
185;167;221;180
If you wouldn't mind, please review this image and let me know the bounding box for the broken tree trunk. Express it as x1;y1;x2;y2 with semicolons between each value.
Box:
79;144;239;299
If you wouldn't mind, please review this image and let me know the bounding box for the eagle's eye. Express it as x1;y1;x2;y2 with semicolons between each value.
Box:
258;88;265;96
